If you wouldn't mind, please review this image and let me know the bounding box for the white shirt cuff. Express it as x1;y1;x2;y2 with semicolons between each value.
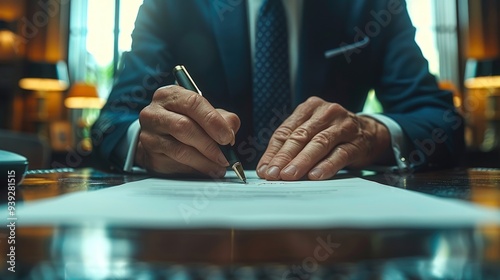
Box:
116;119;146;173
359;113;410;171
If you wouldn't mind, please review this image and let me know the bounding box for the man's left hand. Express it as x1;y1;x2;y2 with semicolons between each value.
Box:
256;96;392;181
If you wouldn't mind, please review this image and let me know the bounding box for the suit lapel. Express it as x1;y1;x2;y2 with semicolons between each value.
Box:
209;0;253;144
297;0;357;105
209;0;252;105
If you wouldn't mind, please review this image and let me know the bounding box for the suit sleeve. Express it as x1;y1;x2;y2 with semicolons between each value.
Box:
91;0;175;170
372;1;465;170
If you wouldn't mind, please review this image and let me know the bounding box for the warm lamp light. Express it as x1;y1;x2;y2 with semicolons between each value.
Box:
18;60;69;139
19;60;69;92
0;30;16;47
65;83;105;109
0;19;17;60
465;58;500;89
65;83;104;152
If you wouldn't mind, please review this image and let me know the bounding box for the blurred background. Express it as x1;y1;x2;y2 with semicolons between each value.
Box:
0;0;498;170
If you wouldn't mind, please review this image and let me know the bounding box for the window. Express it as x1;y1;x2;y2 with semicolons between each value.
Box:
407;0;440;77
364;0;460;113
407;0;460;86
68;0;143;99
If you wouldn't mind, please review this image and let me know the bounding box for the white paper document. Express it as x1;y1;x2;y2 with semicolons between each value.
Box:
16;172;500;229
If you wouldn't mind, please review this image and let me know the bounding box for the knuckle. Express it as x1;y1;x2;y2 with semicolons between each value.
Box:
183;92;202;111
204;109;222;127
138;132;154;148
323;103;343;117
216;110;240;134
151;89;164;102
341;120;359;135
322;157;337;170
289;127;311;143
335;146;350;163
170;116;192;134
297;152;315;166
139;106;153;123
227;113;241;131
140;133;173;154
273;151;294;163
154;85;180;101
297;97;321;112
139;105;162;125
203;142;221;158
173;145;190;163
314;104;342;125
273;126;294;142
306;96;324;105
311;131;332;150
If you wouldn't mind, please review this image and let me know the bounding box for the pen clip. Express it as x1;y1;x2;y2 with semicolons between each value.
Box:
173;65;203;96
324;36;370;59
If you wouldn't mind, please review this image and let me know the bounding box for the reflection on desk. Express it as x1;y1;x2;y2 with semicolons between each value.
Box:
1;168;499;279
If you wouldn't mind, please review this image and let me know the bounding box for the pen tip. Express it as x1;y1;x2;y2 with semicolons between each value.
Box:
231;162;247;184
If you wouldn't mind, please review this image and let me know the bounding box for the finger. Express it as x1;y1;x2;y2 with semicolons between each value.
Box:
139;132;227;177
259;98;346;180
263;121;316;180
279;129;342;180
217;109;241;145
265;104;347;180
155;85;234;145
140;106;229;166
256;100;319;179
308;143;359;180
256;124;294;179
280;117;359;180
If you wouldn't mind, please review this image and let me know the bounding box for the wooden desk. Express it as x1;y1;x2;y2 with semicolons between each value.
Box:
1;168;500;279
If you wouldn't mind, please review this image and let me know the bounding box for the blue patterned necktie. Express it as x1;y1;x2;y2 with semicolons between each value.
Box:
252;0;291;146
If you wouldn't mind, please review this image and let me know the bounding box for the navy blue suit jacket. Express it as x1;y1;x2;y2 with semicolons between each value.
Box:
92;0;464;171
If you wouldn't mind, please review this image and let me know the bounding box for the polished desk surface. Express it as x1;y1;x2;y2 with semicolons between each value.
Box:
1;168;500;279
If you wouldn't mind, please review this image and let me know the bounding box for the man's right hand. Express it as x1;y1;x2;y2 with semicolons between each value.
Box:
135;85;240;178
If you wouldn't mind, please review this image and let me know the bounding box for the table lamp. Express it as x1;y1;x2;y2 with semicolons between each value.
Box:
18;60;69;138
465;59;500;89
64;82;105;151
19;60;69;92
464;58;500;152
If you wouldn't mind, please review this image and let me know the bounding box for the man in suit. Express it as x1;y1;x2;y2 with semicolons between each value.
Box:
92;0;464;180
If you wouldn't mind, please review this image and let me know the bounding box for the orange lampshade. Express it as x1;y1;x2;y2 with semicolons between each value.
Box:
65;83;105;109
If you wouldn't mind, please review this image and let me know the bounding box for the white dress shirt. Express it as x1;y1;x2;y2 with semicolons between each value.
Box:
117;0;409;172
